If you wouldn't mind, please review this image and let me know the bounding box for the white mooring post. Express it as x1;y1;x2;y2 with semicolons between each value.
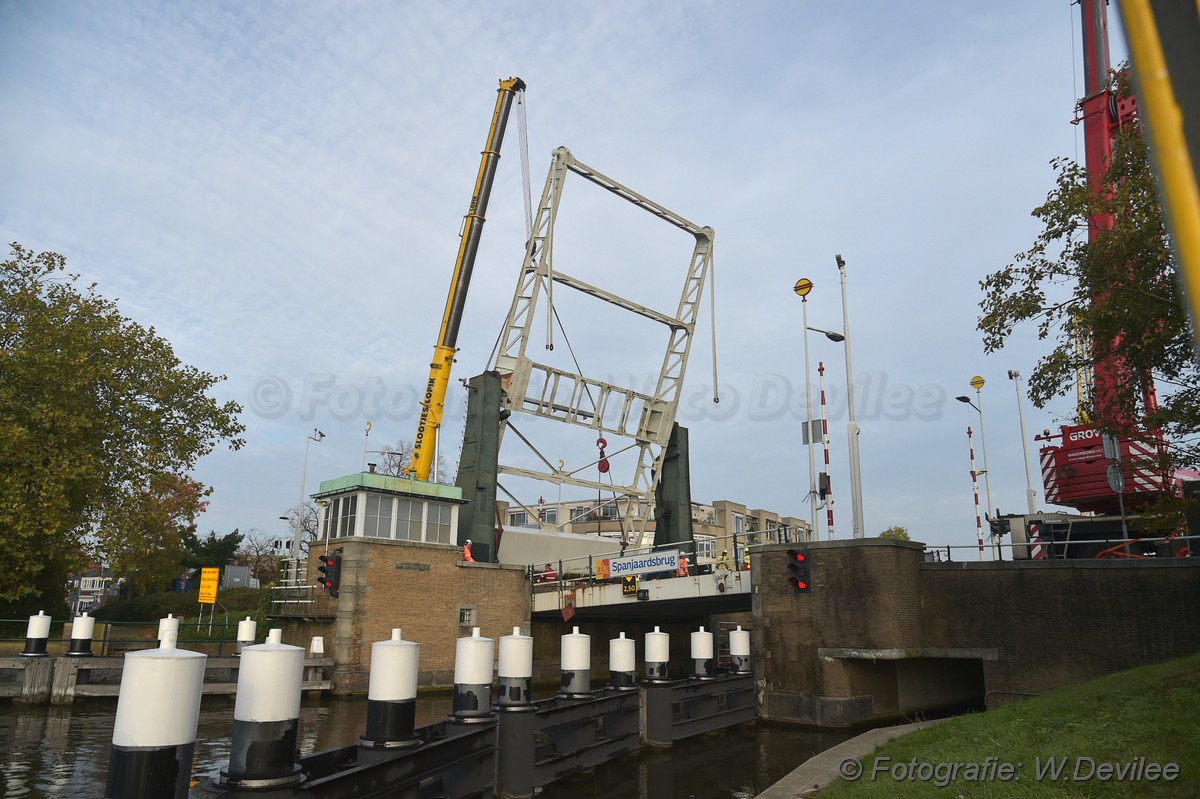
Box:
609;632;637;690
452;627;494;721
498;626;534;708
235;616;257;655
67;612;95;657
21;611;51;657
559;626;591;699
105;636;206;799
691;626;715;679
644;626;670;682
361;628;421;748
219;628;305;788
729;626;751;674
157;614;179;649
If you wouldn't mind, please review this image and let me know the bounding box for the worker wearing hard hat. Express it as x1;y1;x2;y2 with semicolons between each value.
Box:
463;539;475;562
716;549;732;572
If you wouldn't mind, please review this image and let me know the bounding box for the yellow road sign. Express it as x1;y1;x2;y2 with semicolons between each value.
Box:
970;375;986;390
793;278;814;297
198;567;219;605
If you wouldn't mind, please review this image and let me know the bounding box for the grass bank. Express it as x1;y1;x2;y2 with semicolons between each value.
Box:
819;652;1200;798
92;587;264;621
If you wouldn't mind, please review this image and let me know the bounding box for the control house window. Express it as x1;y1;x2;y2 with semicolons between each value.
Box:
427;503;453;544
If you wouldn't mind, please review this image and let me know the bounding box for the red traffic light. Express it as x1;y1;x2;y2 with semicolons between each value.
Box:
316;552;341;597
786;548;812;593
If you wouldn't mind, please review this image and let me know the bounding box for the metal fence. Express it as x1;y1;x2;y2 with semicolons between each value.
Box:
267;580;337;619
924;533;1200;563
0;617;247;656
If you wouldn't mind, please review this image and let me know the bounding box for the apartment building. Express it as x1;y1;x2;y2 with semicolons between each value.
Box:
496;496;810;565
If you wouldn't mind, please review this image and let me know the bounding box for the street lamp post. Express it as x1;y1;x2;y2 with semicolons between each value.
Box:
835;255;865;539
807;327;843;539
957;378;995;557
794;278;819;539
1008;370;1039;514
291;429;326;569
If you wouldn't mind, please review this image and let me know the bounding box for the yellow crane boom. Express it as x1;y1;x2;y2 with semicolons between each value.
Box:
410;76;526;481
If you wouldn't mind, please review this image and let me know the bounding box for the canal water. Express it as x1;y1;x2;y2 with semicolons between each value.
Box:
0;696;852;798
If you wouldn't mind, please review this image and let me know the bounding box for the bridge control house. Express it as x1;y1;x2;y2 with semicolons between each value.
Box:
270;469;767;693
273;471;531;692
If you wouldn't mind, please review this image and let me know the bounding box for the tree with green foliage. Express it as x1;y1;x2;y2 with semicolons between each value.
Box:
0;244;245;609
100;472;211;596
181;528;245;578
879;525;910;541
978;92;1197;474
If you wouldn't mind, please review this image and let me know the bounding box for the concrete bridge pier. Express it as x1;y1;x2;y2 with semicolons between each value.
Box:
753;538;1200;728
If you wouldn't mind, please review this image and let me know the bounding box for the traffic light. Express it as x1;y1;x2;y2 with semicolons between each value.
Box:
786;549;811;593
316;551;341;597
987;514;1009;542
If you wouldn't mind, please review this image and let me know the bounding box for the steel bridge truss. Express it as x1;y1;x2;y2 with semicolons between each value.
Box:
493;147;714;547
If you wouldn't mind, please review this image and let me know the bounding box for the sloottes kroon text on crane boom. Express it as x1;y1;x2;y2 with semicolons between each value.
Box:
409;77;526;482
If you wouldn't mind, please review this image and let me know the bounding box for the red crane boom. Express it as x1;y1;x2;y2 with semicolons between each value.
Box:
1037;0;1168;515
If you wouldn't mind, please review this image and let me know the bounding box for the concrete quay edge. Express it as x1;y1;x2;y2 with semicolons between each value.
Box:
756;718;950;798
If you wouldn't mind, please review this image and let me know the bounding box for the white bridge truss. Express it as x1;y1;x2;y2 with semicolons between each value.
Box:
493;147;714;549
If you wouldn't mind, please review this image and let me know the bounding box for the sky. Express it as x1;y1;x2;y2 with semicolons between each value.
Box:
0;1;1132;554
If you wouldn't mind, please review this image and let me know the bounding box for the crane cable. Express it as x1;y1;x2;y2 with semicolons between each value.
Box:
518;89;533;242
708;248;720;403
515;89;555;353
486;88;535;374
551;303;598;416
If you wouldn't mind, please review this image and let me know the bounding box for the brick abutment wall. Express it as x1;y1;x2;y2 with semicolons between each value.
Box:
753;539;1200;727
284;539;530;692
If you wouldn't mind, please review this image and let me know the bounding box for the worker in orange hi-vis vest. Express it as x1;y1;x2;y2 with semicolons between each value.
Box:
463;539;475;562
676;556;690;578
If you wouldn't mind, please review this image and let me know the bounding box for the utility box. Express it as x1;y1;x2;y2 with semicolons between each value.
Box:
222;565;251;589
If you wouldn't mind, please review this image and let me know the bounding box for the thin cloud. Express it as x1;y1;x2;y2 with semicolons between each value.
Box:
1;1;1110;549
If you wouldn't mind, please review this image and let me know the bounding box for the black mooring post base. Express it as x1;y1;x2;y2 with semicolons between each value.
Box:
191;718;497;799
643;673;756;748
107;743;194;799
496;689;641;799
